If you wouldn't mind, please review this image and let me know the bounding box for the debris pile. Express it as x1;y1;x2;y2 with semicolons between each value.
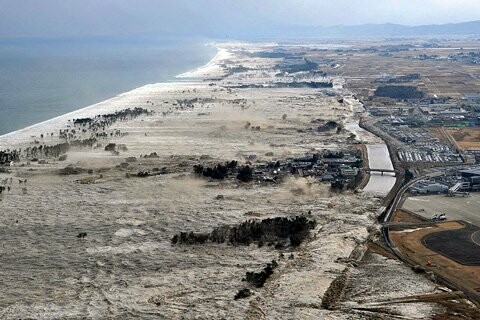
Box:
234;288;253;300
126;167;169;178
59;165;86;175
244;260;278;288
0;150;19;165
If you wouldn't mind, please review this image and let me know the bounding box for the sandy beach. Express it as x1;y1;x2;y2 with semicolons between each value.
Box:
0;42;443;319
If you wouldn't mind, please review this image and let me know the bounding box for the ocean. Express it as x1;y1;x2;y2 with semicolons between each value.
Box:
0;38;216;135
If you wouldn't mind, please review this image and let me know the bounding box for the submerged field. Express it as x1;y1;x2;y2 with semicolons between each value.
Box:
0;43;448;319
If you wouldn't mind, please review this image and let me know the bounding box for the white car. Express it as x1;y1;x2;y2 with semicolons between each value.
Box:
431;213;447;221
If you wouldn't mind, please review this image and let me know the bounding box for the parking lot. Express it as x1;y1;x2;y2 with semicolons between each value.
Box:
402;193;480;227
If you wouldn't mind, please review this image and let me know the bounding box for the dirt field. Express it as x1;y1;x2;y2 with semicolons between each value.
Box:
390;220;480;304
393;208;427;224
446;127;480;150
312;39;480;100
429;127;455;148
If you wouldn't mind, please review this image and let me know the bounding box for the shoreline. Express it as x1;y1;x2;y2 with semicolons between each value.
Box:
0;44;222;144
175;46;229;78
0;45;223;148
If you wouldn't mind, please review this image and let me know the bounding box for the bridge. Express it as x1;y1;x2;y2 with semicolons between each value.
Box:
364;168;397;175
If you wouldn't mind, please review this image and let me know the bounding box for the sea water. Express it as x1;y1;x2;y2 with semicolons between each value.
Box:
0;38;216;135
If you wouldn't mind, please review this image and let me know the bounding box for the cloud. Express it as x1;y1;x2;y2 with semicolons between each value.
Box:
0;0;478;38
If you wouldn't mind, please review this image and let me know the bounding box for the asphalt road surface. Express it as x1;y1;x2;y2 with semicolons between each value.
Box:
402;193;480;227
422;221;480;265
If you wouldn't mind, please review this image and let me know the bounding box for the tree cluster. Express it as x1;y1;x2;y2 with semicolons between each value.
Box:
73;107;152;128
374;85;424;99
172;216;316;248
193;161;240;180
275;59;318;73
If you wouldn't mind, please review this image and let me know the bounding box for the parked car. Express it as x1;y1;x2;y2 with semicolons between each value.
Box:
431;213;447;221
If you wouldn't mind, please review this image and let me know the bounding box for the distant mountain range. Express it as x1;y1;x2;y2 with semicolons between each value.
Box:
3;20;480;42
224;20;480;39
234;20;480;39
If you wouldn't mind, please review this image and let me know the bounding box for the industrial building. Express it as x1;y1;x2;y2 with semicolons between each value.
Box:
410;180;449;194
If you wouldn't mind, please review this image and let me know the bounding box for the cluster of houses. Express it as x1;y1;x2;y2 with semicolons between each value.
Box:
251;150;364;189
419;104;480;126
369;103;480;126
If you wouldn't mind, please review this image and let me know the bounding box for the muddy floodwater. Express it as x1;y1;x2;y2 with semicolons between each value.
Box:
0;42;442;319
363;144;396;196
343;121;396;196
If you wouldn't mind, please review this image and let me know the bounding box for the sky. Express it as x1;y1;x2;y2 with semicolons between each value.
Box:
0;0;479;38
